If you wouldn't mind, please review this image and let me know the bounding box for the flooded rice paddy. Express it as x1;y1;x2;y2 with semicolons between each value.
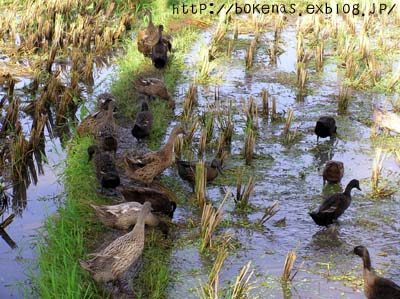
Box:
0;9;400;299
166;18;400;299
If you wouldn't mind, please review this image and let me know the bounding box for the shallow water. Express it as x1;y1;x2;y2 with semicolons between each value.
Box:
0;60;117;297
167;17;400;299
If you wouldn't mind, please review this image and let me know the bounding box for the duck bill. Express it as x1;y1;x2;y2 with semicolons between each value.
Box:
357;187;361;191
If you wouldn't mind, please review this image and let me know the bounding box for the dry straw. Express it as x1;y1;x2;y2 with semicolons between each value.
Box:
195;160;206;207
200;190;230;252
282;250;297;283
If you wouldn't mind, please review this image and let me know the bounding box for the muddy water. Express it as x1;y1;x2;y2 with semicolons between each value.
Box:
0;63;116;298
167;20;400;299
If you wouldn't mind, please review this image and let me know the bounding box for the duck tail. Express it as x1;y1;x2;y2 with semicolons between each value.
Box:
309;212;321;225
169;201;177;218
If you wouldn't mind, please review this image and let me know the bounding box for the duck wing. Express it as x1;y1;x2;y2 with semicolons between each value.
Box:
135;111;153;128
125;154;155;168
317;193;347;215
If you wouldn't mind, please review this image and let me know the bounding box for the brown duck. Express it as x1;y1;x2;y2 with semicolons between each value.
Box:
96;92;116;111
137;9;159;56
120;185;177;218
77;111;103;137
95;100;117;155
323;160;344;184
90;202;169;236
76;95;114;137
133;77;175;108
353;245;400;299
124;126;185;184
80;202;152;286
137;10;172;57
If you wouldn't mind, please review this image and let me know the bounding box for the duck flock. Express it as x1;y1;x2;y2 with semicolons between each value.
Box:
75;10;400;299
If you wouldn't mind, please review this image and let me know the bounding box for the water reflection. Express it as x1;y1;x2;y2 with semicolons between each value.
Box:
312;139;336;168
310;225;344;249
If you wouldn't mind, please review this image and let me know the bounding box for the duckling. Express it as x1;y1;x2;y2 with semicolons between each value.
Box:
80;202;152;287
133;77;175;108
309;179;361;226
353;245;400;299
124;126;185;184
151;25;169;69
315;116;337;142
95;100;117;155
89;145;120;190
90;202;169;236
177;158;223;184
131;101;153;141
120;185;177;218
323;160;344;184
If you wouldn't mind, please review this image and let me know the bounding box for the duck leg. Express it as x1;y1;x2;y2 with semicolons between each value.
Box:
117;279;124;292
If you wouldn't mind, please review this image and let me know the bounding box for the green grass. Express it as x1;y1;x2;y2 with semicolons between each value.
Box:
35;137;107;299
133;232;171;299
111;20;198;149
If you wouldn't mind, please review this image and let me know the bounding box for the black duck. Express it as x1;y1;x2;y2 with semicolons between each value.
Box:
315;116;337;141
131;101;153;141
88;145;120;190
177;158;223;184
151;25;168;69
323;160;344;184
309;179;360;226
120;185;177;218
353;245;400;299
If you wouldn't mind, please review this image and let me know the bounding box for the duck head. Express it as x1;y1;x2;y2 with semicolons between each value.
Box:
170;126;186;138
349;179;361;191
142;201;153;214
97;92;116;111
353;245;369;258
